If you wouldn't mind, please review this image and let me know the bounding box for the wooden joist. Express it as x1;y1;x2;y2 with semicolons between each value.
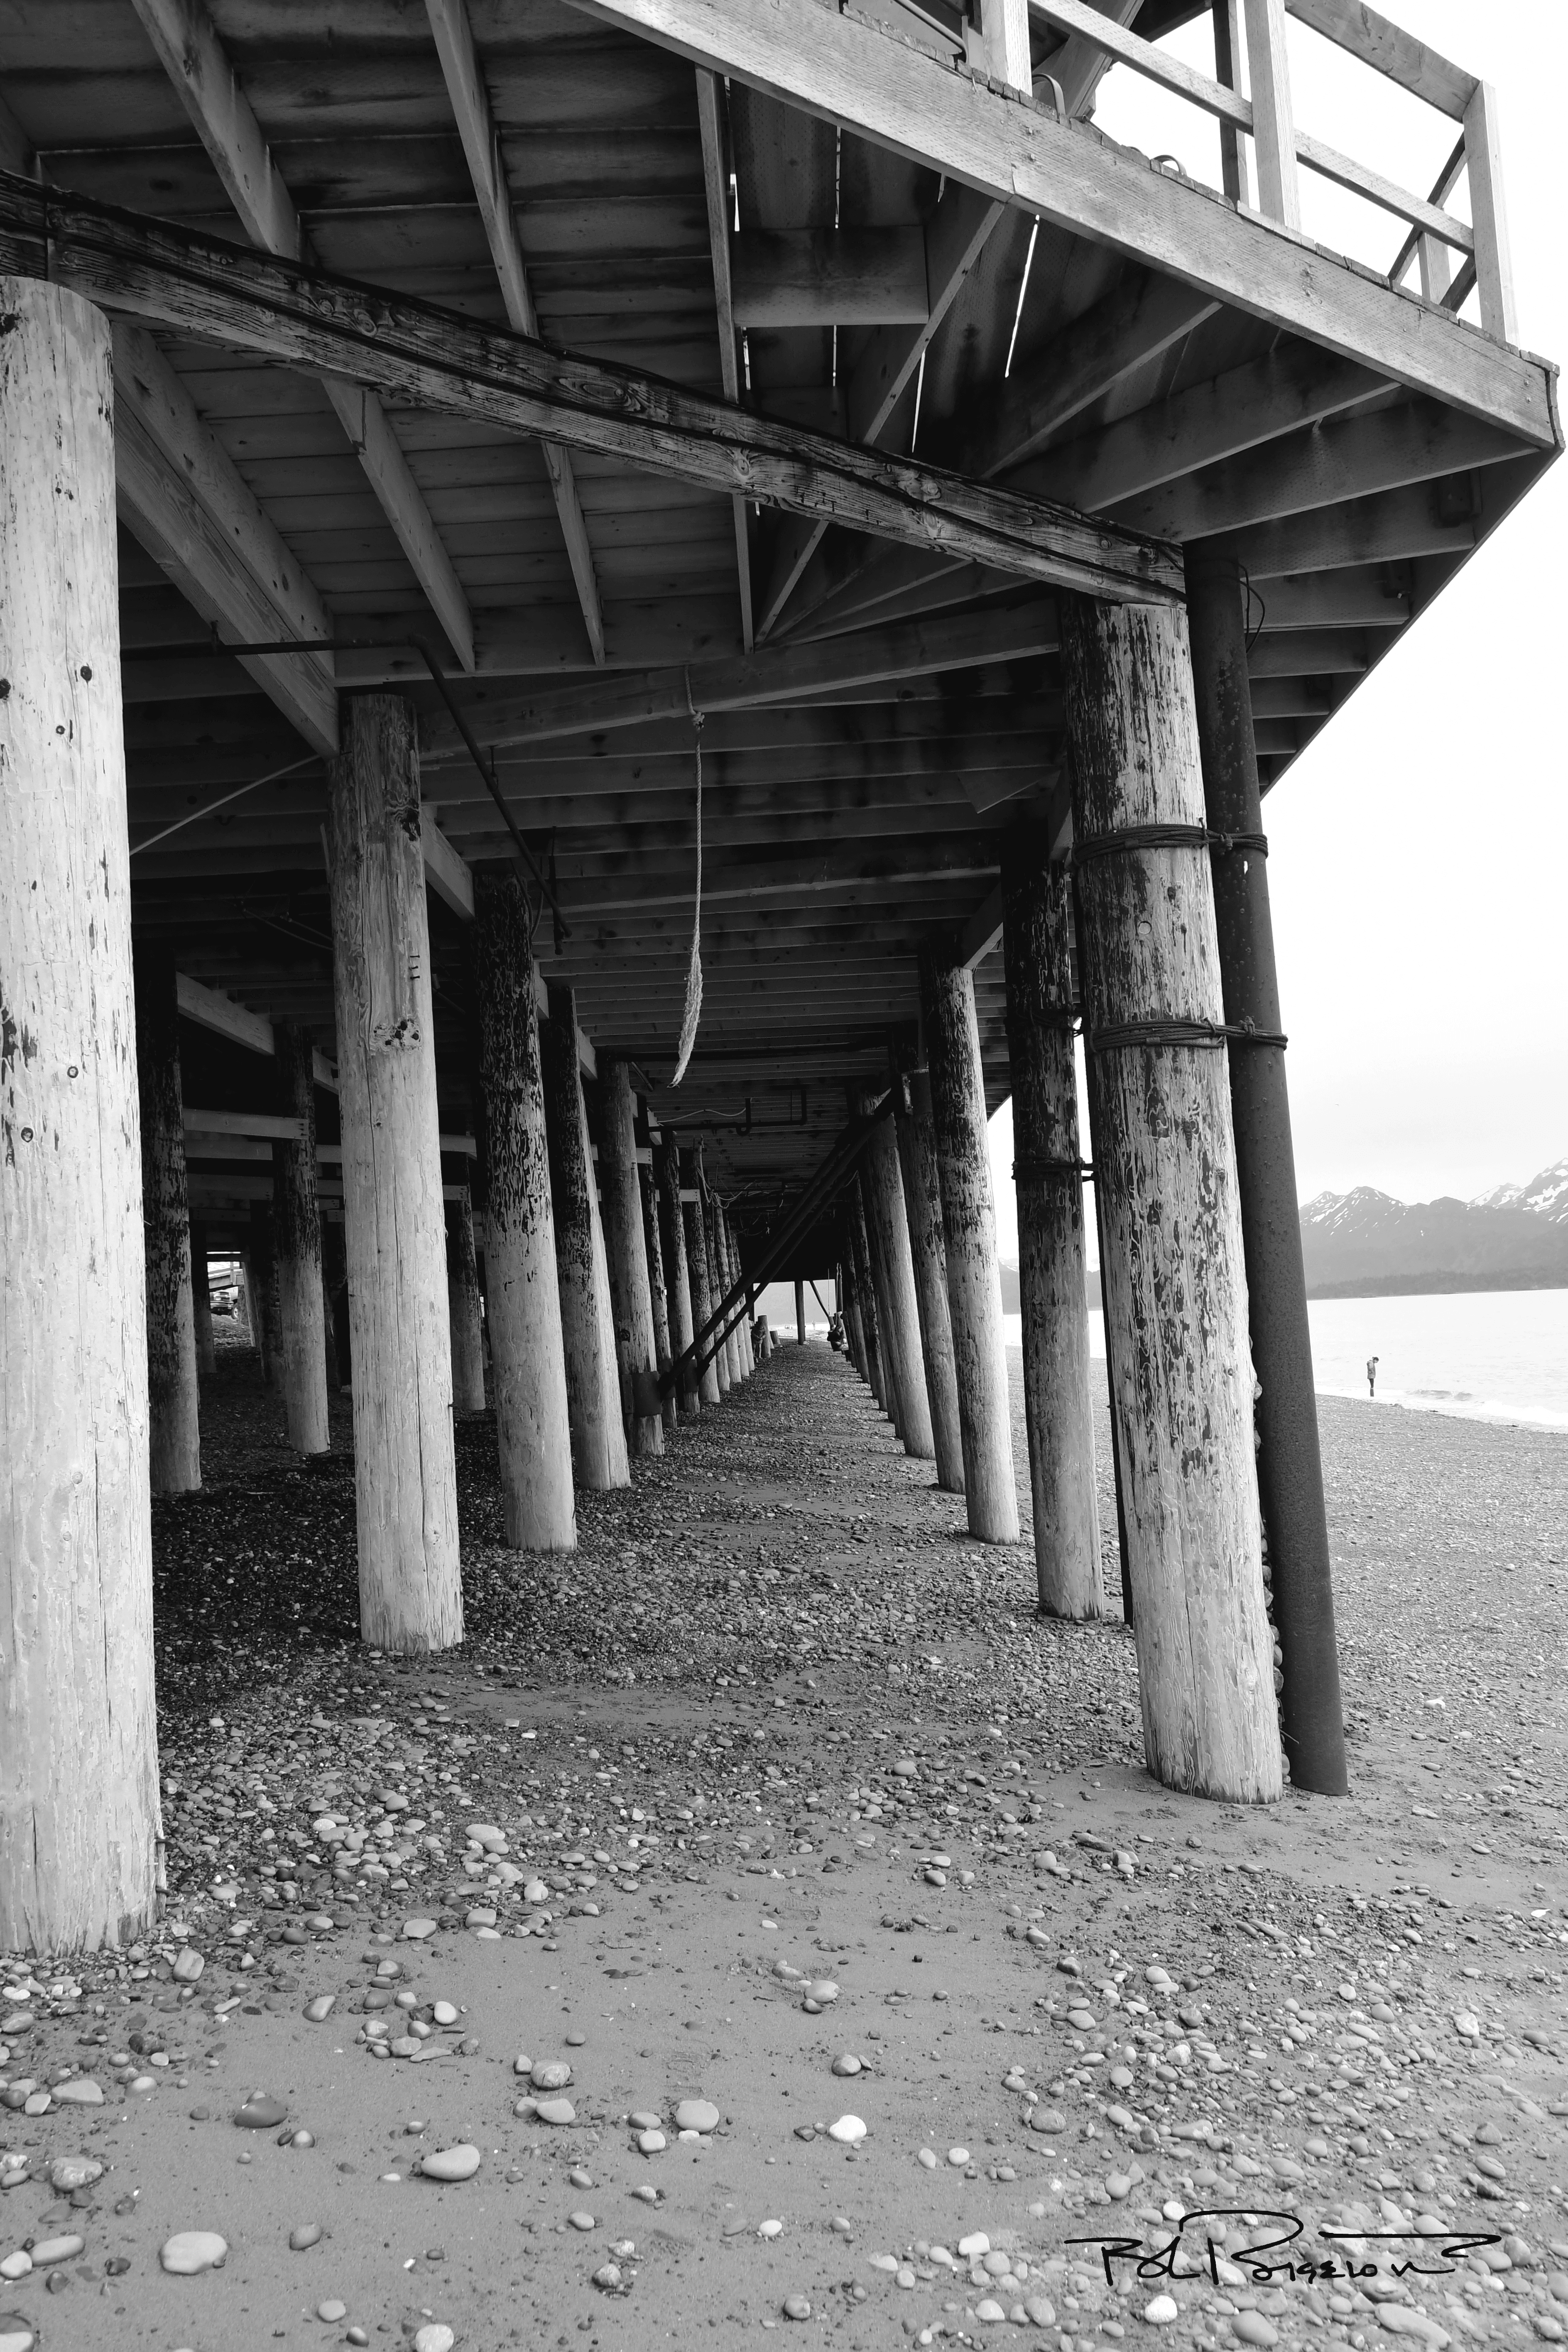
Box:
174;970;338;1088
565;0;1556;448
0;177;1180;614
126;0;477;672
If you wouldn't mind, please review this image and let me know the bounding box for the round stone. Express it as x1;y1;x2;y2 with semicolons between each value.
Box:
674;2099;719;2134
783;2295;812;2321
172;1949;204;1983
569;2210;596;2231
1030;2107;1067;2134
947;2146;970;2167
801;1979;838;2006
29;2236;83;2267
975;2300;1006;2323
1025;2297;1057;2327
289;2223;323;2251
531;2060;573;2091
0;2325;33;2352
433;2001;458;2027
917;2148;938;2169
304;1995;336;2023
536;2097;576;2126
317;2302;348;2324
637;2127;666;2154
419;2144;481;2182
828;2115;866;2145
47;2156;101;2191
234;2096;287;2130
413;2328;455;2352
160;2230;228;2275
1233;2314;1280;2347
832;2055;861;2077
1144;2295;1180;2325
403;1918;438;1940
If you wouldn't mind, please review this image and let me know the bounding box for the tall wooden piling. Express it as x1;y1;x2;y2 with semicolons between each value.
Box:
248;1199;280;1386
917;947;1020;1543
446;1182;486;1414
190;1218;217;1378
841;1247;868;1380
272;1021;331;1455
846;1182;887;1412
327;692;462;1652
682;1152;722;1407
658;1137;699;1413
0;275;160;1948
1187;548;1347;1795
599;1059;663;1455
134;946;202;1493
322;1215;349;1394
703;1191;732;1396
641;1162;678;1430
1002;828;1103;1619
1062;595;1279;1802
723;1205;754;1378
541;988;630;1490
795;1277;806;1343
891;1057;965;1492
860;1097;934;1459
475;874;575;1549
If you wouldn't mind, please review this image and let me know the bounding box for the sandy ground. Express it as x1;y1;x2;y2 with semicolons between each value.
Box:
0;1334;1564;2352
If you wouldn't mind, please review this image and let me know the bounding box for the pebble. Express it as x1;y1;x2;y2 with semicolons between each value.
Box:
759;2219;783;2239
828;2115;866;2145
412;2328;455;2352
51;2078;102;2104
1233;2315;1279;2348
47;2156;101;2191
801;1979;838;2007
569;2211;596;2231
536;2097;576;2126
917;2148;938;2169
0;2328;31;2352
172;1948;204;1982
531;2060;573;2090
1378;2311;1450;2346
832;2054;862;2077
637;2128;666;2153
433;2001;458;2027
419;2145;481;2182
403;1918;438;1941
524;1880;549;1905
947;2146;970;2167
160;2230;228;2274
783;2295;812;2320
316;2302;347;2324
234;2095;288;2130
289;2223;323;2251
674;2099;719;2133
1144;2295;1180;2324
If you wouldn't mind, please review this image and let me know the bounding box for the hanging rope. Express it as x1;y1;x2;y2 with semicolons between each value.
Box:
671;669;705;1086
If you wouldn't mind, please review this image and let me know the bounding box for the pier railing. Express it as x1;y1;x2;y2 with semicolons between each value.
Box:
1025;0;1516;343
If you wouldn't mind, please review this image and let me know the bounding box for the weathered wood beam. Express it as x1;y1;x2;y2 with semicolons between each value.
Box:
695;69;755;652
1284;0;1475;121
0;175;1179;617
111;320;338;756
419;599;1063;760
127;0;476;671
565;0;1555;446
419;806;475;919
423;0;604;663
173;969;346;1089
732;229;930;327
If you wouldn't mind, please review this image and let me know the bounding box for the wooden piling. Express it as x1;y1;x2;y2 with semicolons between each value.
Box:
891;1056;965;1492
272;1021;331;1455
702;1190;732;1396
134;946;202;1493
641;1162;679;1429
1002;827;1104;1619
327;692;462;1652
841;1249;868;1380
681;1152;722;1407
474;874;575;1549
0;274;160;1947
1062;595;1279;1802
446;1182;486;1414
723;1204;754;1379
247;1199;281;1386
846;1181;887;1413
1187;547;1347;1795
541;987;630;1489
322;1215;349;1393
859;1095;934;1459
190;1218;217;1379
795;1277;806;1343
917;947;1021;1543
599;1059;663;1455
658;1137;699;1413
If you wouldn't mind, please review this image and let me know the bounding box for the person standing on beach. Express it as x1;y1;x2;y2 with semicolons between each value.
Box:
1367;1354;1379;1397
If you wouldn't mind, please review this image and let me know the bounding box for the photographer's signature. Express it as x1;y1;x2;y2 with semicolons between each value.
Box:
1070;2208;1500;2289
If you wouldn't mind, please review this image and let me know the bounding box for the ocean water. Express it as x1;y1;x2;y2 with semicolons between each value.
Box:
1002;1286;1568;1435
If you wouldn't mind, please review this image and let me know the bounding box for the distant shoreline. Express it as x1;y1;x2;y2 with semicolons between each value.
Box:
1305;1274;1568;1301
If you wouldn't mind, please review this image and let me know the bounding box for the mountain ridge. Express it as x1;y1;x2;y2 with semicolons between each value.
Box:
1300;1156;1568;1296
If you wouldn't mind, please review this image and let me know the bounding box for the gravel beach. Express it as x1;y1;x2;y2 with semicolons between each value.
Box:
0;1337;1561;2351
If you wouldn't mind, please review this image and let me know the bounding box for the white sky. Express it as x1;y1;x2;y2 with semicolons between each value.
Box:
989;0;1566;1261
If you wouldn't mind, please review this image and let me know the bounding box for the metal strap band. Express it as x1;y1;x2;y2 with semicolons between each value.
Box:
1013;1157;1094;1184
1072;824;1269;864
1089;1017;1287;1054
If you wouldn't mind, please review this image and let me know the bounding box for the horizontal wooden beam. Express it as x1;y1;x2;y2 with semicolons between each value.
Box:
183;1108;302;1142
419;599;1063;759
0;175;1181;612
420;806;475;920
1284;0;1475;121
174;969;337;1087
732;228;930;327
566;0;1556;447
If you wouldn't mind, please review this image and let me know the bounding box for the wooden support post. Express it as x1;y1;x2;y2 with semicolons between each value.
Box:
475;874;575;1548
190;1217;217;1378
682;1152;722;1407
891;1056;965;1494
134;945;201;1493
0;273;160;1948
599;1060;663;1456
641;1162;678;1430
1002;828;1104;1620
846;1182;887;1413
841;1247;867;1380
272;1021;330;1455
327;692;462;1652
703;1191;732;1396
917;947;1021;1543
541;985;630;1491
795;1277;806;1343
446;1181;487;1414
1463;81;1517;346
1187;549;1347;1795
859;1094;934;1461
248;1199;280;1384
1062;595;1279;1802
1241;0;1301;229
1072;965;1135;1625
235;1254;255;1348
322;1215;349;1392
724;1206;755;1379
658;1137;699;1413
857;1161;903;1440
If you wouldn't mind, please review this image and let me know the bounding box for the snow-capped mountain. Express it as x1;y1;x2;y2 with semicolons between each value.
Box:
1300;1159;1568;1296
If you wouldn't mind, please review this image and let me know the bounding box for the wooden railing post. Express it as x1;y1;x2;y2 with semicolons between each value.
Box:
1211;0;1251;207
977;0;1032;93
1242;0;1301;228
1464;81;1516;344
